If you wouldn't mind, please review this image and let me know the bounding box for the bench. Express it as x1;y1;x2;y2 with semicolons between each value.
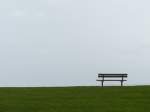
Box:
96;73;128;87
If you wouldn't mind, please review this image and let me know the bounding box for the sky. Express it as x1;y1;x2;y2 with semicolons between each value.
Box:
0;0;150;86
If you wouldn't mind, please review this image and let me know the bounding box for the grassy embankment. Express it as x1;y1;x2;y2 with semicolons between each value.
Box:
0;86;149;112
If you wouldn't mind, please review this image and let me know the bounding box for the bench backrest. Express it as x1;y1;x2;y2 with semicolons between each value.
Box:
98;73;128;78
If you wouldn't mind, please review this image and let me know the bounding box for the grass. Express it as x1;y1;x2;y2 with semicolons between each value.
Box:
0;86;149;112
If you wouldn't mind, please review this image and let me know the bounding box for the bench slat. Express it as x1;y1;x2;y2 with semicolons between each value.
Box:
98;75;127;77
98;74;127;77
96;80;127;81
98;74;127;75
98;73;127;75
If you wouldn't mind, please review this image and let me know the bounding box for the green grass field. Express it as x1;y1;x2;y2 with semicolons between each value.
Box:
0;86;149;112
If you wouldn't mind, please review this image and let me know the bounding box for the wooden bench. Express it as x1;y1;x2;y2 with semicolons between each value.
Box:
96;73;128;87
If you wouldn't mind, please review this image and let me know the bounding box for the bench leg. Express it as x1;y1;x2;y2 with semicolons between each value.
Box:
101;81;104;87
121;81;123;86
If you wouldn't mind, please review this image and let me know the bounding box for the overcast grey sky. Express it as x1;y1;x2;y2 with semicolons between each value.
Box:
0;0;150;86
